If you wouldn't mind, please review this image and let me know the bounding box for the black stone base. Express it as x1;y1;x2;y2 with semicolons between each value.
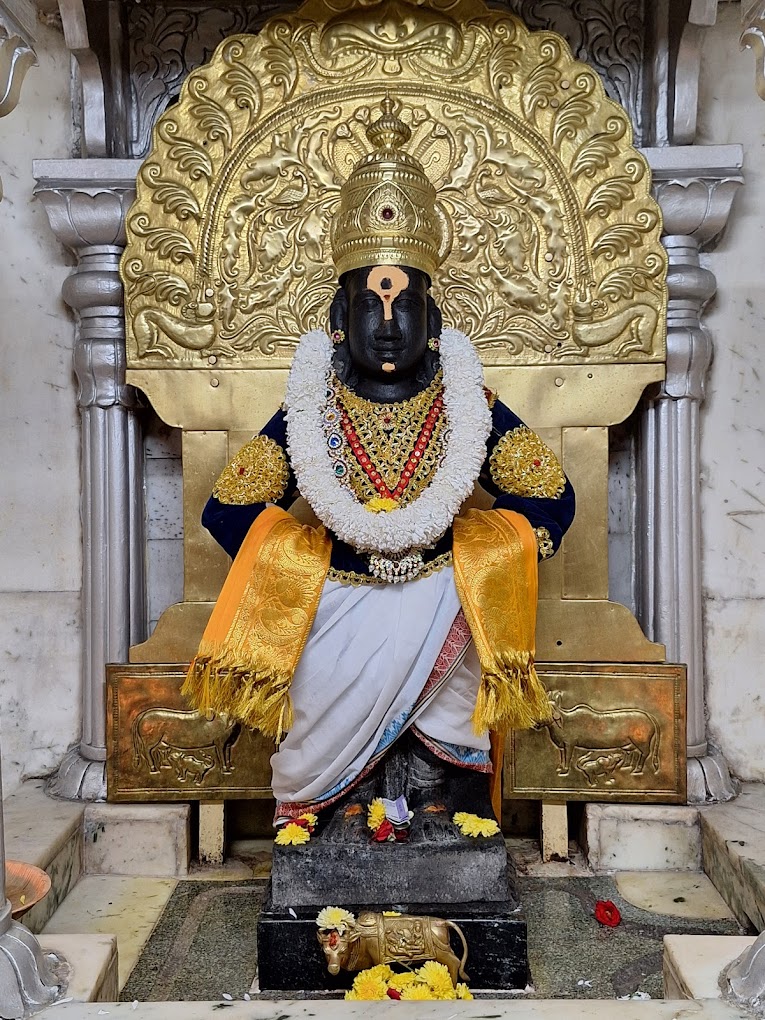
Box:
271;805;508;907
257;881;528;992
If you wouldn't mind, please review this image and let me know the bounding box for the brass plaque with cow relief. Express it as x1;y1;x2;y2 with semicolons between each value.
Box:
504;663;687;802
106;664;275;801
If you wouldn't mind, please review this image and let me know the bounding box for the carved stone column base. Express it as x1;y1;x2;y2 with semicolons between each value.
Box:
46;746;106;802
725;931;765;1014
687;748;739;804
0;916;62;1017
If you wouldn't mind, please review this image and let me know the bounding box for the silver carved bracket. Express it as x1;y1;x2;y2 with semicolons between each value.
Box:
0;0;36;120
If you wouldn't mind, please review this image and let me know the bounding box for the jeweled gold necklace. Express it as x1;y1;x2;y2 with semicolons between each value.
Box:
334;372;444;503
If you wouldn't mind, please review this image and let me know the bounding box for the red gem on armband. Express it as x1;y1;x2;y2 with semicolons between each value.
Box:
533;459;541;467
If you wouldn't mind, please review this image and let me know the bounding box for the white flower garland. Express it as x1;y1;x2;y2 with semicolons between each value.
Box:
285;328;492;557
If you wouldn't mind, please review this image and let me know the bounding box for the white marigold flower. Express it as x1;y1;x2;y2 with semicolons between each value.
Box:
316;906;356;934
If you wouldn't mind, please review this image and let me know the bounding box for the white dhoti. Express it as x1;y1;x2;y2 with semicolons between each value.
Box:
271;566;490;820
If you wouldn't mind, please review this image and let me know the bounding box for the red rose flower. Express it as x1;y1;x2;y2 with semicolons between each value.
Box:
373;819;394;842
594;899;621;927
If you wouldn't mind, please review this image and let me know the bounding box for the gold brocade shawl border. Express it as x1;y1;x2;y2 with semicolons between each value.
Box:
452;509;552;733
182;506;331;741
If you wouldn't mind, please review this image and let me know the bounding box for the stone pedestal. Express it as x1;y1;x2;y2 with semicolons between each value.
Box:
257;886;528;993
271;811;508;908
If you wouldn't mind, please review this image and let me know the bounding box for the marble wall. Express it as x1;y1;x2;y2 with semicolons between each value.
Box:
697;5;765;781
0;20;81;791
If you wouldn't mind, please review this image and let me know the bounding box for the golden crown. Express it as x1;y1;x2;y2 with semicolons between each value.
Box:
331;97;450;279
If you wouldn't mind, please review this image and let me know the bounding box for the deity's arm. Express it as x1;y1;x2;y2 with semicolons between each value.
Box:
201;409;298;558
478;398;576;560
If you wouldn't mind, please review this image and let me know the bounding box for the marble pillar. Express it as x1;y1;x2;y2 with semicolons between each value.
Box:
641;145;744;804
34;160;146;802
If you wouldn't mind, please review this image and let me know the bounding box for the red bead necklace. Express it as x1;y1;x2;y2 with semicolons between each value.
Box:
339;394;444;502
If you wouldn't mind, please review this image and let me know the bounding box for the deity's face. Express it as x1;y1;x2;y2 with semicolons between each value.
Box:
345;265;429;378
330;263;441;401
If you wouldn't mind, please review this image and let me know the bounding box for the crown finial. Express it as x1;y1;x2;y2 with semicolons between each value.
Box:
366;96;411;152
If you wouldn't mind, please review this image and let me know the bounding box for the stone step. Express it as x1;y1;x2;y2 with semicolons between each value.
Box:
38;933;119;1003
35;995;757;1018
3;780;84;933
582;803;701;872
700;783;765;930
663;933;757;1000
83;802;191;877
41;874;177;990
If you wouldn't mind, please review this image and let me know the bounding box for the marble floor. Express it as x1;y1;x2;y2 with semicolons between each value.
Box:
26;785;765;1007
37;853;742;1003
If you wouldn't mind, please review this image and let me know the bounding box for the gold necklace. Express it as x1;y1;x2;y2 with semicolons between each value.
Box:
333;372;446;506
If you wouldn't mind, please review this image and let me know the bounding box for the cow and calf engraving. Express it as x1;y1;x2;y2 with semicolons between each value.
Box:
127;688;663;793
131;708;241;785
535;690;661;787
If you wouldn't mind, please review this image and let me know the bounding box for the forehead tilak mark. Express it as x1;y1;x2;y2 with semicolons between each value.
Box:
365;266;408;321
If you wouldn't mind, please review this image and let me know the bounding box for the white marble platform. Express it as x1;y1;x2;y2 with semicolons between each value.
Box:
34;996;759;1018
700;783;765;930
38;933;119;1003
582;805;701;872
83;803;190;877
663;935;757;1000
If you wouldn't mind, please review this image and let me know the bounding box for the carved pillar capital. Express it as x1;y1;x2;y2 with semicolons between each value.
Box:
645;146;744;401
34;160;140;409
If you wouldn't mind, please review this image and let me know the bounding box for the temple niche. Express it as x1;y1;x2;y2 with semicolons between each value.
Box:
0;0;764;1015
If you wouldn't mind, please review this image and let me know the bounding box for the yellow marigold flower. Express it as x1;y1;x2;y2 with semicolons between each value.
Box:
453;812;501;838
274;822;310;846
364;964;394;982
418;960;456;999
315;906;355;934
456;982;474;999
388;972;419;991
298;812;318;828
400;983;435;1000
366;496;399;513
367;798;387;832
347;969;389;1000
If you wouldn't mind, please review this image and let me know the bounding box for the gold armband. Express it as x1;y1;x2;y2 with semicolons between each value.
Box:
212;436;290;505
534;526;555;559
489;425;566;500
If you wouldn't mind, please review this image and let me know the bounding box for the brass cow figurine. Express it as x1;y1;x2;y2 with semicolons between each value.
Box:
317;911;469;985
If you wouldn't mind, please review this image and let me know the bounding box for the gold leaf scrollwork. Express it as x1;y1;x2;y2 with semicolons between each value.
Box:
157;121;213;183
140;163;201;222
188;75;234;153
